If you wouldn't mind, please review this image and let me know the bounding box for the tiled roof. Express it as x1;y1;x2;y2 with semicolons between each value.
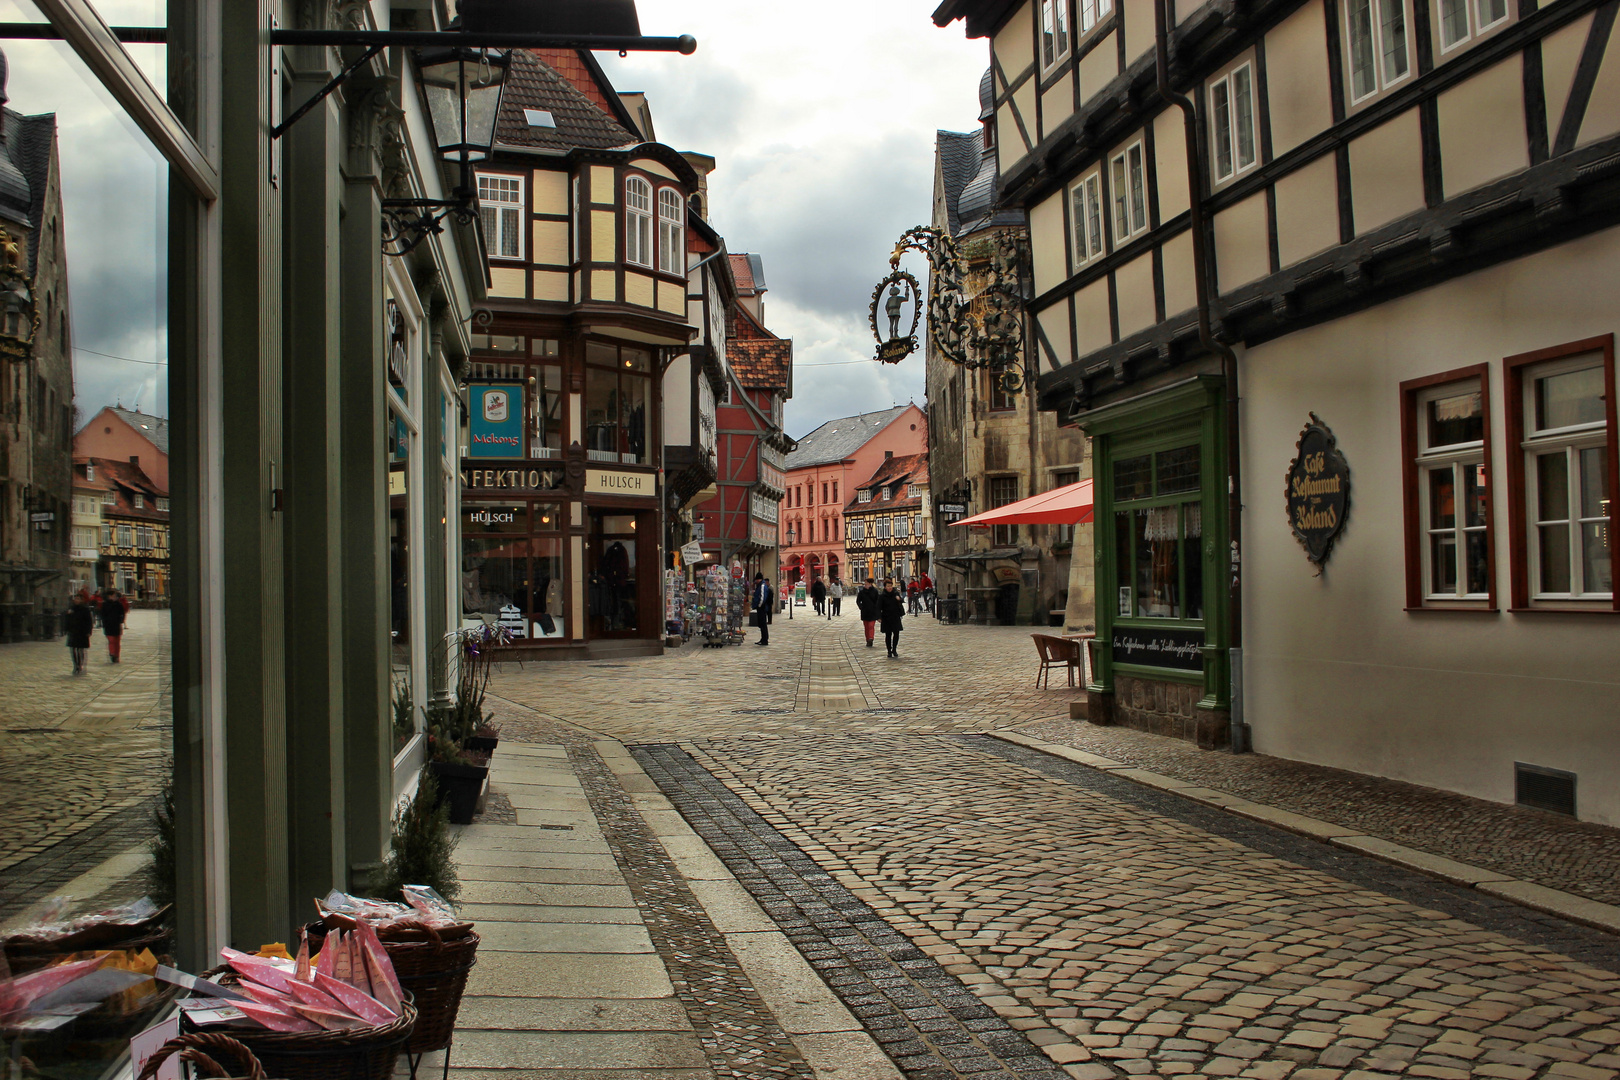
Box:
937;130;979;237
846;453;928;512
729;302;775;341
495;50;638;152
108;407;169;455
71;456;110;492
729;253;756;292
785;406;909;470
729;338;791;390
528;49;618;118
82;456;167;517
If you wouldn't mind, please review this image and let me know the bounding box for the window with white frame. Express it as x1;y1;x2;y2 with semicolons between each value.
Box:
1070;171;1104;267
625;176;653;267
1210;63;1257;182
156;497;169;511
1079;0;1112;33
1522;356;1612;599
1345;0;1410;103
858;489;872;503
570;174;581;264
877;517;891;539
895;516;910;539
85;463;93;481
1040;0;1070;70
103;490;117;506
658;187;684;274
134;494;144;509
1438;0;1508;52
1415;381;1490;600
1110;142;1147;242
851;520;866;542
908;483;922;497
477;173;524;260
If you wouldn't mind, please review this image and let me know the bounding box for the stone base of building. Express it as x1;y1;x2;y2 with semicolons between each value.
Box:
1088;675;1228;750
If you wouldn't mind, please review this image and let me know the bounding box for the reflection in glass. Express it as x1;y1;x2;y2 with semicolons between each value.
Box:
1156;445;1200;494
1113;454;1151;500
532;364;563;458
1581;523;1611;594
1579;446;1607;518
1540;523;1571;593
1537;451;1568;521
1427;390;1482;447
1536;366;1604;431
1429;466;1455;529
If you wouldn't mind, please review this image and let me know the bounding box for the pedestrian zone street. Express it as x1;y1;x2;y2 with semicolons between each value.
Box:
471;611;1620;1080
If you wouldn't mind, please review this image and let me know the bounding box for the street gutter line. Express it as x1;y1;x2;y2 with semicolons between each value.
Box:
988;730;1620;937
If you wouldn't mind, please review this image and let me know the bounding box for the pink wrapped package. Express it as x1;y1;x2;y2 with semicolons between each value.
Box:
331;932;353;984
290;1003;367;1031
314;971;395;1024
353;921;403;1014
233;999;319;1032
0;953;109;1017
284;978;357;1020
237;981;297;1011
221;948;297;995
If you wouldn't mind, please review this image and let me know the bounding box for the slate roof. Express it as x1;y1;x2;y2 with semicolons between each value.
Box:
0;109;56;271
108;407;169;455
936;130;980;238
495;50;638;152
785;406;909;470
938;72;1023;239
730;339;791;390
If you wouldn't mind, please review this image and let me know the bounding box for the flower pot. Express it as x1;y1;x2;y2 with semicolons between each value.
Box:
464;734;498;755
428;760;488;825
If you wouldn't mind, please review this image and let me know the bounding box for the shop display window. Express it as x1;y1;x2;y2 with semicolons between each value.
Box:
1504;338;1617;608
462;501;567;639
1111;444;1203;620
584;341;652;464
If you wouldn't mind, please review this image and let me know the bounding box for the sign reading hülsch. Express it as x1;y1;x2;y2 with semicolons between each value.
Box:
584;468;654;497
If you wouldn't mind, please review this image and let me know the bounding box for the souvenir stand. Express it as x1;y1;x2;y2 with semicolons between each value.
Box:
699;564;731;646
726;566;748;643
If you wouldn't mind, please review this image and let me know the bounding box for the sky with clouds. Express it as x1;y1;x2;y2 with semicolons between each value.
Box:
0;0;988;435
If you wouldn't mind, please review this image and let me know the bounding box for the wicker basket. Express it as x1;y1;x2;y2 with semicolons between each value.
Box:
306;922;479;1055
193;972;416;1080
137;1033;270;1080
4;926;173;974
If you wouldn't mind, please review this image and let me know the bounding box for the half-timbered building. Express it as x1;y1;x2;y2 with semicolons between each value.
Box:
936;0;1620;823
844;453;933;586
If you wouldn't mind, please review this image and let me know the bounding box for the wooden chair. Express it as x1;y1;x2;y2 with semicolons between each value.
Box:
1031;634;1083;689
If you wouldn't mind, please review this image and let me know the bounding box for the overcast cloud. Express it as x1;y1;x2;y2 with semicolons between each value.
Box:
599;2;989;440
0;1;987;434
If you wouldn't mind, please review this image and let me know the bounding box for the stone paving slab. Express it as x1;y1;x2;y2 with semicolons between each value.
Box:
450;1029;709;1071
466;950;675;998
473;920;654;953
458;902;643;925
453;996;692;1031
459;881;636;907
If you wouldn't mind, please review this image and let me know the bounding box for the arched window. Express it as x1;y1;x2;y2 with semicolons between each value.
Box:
658;187;683;274
624;176;652;267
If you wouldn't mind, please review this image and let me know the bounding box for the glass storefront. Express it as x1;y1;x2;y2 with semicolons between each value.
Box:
462;501;566;638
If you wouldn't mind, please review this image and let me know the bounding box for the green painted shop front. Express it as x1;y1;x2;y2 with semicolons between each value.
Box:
1079;376;1233;749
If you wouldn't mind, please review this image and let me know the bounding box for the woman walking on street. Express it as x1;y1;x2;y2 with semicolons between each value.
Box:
856;578;880;647
101;589;128;663
65;591;94;675
879;578;906;658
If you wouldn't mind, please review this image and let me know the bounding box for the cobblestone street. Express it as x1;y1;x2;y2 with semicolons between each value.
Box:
0;610;170;918
486;611;1620;1079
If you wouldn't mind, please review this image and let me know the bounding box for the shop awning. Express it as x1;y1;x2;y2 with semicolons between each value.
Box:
954;479;1093;528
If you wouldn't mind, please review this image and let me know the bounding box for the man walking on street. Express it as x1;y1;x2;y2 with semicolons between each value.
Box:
100;589;128;663
810;576;826;616
856;578;880;647
752;573;774;646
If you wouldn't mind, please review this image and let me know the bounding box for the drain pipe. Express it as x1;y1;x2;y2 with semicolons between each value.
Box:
1154;0;1248;753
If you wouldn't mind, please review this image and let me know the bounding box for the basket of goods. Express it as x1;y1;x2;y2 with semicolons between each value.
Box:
311;887;477;1057
198;922;415;1080
137;1033;271;1080
2;897;172;974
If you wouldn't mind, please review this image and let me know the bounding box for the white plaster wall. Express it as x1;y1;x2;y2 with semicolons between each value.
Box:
1241;227;1620;825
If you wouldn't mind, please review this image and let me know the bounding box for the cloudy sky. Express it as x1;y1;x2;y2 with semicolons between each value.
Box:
0;1;988;434
599;2;989;440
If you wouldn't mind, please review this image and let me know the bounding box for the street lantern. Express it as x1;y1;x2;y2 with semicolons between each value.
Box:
785;525;796;546
382;47;509;256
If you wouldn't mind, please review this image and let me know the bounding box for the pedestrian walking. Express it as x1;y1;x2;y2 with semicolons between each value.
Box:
65;591;94;675
827;577;843;618
100;589;128;663
810;577;826;616
879;578;906;658
907;576;922;615
751;573;774;646
856;578;880;647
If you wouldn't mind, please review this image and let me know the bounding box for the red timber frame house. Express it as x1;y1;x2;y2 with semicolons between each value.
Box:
696;290;792;577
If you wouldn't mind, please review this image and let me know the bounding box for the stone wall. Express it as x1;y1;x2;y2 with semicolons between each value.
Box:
1102;675;1229;750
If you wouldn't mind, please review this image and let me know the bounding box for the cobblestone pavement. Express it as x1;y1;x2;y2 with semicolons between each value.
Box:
0;610;170;915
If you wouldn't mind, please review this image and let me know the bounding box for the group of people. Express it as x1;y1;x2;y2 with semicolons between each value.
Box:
748;574;910;657
64;588;130;676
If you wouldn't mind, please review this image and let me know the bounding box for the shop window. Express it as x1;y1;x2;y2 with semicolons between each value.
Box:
1110;142;1147;242
1040;0;1070;72
584;341;652;464
463;503;566;639
532;364;564;459
1505;337;1618;609
1070;171;1104;269
1111;445;1203;620
625;176;653;267
658;187;684;274
1345;0;1410;104
1210;63;1257;183
477;173;524;260
1401;366;1494;608
991;476;1019;547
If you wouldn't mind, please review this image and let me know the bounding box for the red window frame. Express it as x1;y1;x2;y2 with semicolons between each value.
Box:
1399;363;1495;611
1503;334;1620;612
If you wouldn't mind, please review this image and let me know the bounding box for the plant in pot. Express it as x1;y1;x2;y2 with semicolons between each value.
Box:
425;715;489;826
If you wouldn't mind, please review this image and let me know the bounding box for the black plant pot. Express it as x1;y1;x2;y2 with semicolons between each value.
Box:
465;734;499;755
430;760;489;825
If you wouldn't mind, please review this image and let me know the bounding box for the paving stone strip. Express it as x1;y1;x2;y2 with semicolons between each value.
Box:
564;738;816;1079
633;742;1070;1080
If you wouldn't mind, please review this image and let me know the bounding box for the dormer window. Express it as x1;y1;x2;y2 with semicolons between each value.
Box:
134;494;144;509
859;489;872;503
658;188;684;274
625;176;653;267
85;463;93;481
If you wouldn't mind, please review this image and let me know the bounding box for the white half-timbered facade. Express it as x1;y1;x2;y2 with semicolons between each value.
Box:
936;0;1620;823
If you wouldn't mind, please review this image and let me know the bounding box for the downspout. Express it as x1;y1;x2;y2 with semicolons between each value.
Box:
1154;0;1247;752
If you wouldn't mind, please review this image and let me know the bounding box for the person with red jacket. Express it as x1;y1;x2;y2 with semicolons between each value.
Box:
101;589;129;663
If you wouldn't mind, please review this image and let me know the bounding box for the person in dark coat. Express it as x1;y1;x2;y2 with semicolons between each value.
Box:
809;577;826;616
100;589;128;663
65;591;94;675
855;578;881;647
751;573;774;646
879;578;906;658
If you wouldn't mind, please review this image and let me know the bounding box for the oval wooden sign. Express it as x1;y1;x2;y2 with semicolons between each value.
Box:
1285;413;1351;566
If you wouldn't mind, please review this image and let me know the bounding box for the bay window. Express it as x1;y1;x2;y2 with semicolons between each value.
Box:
658;187;684;274
1402;368;1493;606
1505;337;1619;610
584;341;653;464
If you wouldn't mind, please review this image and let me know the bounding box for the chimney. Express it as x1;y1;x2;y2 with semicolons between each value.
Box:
885;450;893;459
130;456;139;465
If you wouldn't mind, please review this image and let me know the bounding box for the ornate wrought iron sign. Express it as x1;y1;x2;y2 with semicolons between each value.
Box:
1285;413;1351;566
869;270;921;364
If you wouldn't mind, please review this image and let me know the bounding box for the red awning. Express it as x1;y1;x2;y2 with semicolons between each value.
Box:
954;479;1094;528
